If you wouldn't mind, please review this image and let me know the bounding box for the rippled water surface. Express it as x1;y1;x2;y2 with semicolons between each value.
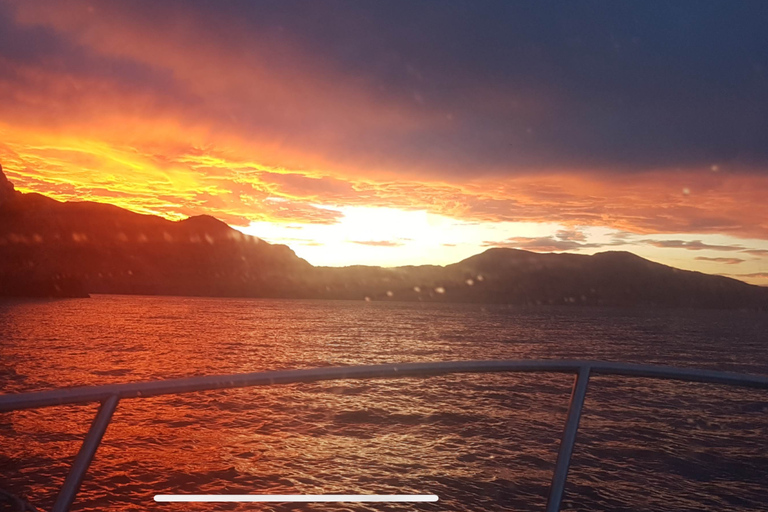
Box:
1;295;768;511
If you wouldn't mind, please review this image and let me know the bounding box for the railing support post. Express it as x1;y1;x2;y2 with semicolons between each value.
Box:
51;395;119;512
545;366;590;512
0;360;765;510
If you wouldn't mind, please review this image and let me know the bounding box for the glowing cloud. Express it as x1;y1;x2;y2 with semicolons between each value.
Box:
1;1;768;283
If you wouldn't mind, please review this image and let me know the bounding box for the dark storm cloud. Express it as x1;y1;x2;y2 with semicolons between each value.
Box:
180;0;768;174
5;0;768;176
0;3;178;93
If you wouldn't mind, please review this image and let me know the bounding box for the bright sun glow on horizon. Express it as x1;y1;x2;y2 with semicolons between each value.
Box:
240;206;550;267
238;206;768;284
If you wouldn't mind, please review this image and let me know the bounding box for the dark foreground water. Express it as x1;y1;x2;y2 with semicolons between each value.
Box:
1;295;767;511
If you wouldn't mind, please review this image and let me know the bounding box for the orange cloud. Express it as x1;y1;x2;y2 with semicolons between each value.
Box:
2;0;768;279
730;273;768;283
694;257;745;265
351;240;405;247
6;0;446;179
5;124;768;243
641;239;744;251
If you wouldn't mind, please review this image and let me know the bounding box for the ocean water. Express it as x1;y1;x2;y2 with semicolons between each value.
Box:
1;295;767;511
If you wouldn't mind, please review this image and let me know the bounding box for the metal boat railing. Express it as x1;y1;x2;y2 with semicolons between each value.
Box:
1;360;768;512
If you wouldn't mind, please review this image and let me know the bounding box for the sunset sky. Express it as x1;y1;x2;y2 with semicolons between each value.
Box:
1;1;767;283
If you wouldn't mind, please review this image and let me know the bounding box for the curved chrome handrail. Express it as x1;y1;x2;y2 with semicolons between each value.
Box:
2;360;767;512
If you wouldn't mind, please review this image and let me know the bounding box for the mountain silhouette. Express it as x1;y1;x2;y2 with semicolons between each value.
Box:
0;164;312;298
1;165;766;309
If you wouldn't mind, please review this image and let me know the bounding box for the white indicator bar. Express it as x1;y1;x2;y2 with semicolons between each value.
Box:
155;494;438;503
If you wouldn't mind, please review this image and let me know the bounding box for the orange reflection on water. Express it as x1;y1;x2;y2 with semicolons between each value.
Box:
2;297;768;511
